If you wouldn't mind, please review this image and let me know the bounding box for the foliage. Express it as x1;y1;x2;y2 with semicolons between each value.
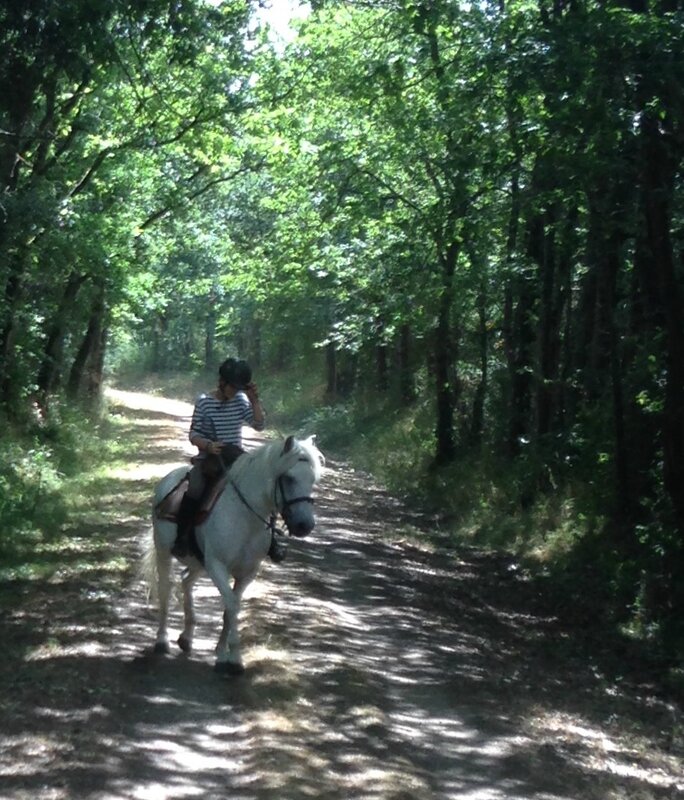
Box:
2;0;683;654
0;402;121;577
0;437;66;561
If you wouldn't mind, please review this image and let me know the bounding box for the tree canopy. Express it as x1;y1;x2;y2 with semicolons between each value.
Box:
2;0;683;647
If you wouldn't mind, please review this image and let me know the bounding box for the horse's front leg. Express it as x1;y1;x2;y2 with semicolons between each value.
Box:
216;608;230;656
204;557;247;675
178;565;202;653
217;574;256;668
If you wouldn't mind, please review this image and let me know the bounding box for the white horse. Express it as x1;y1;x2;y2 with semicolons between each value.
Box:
143;435;324;674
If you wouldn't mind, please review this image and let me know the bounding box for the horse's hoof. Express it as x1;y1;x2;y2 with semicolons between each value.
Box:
214;660;245;676
153;641;170;655
177;634;192;653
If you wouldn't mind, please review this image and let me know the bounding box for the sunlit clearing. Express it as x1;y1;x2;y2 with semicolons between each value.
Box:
106;388;192;418
106;462;186;482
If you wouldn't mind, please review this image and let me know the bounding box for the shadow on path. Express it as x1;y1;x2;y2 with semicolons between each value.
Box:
0;389;681;800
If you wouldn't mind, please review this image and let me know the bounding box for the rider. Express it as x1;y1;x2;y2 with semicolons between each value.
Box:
171;358;286;563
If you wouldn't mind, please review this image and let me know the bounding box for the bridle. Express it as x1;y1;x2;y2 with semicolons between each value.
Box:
276;469;316;515
228;458;315;537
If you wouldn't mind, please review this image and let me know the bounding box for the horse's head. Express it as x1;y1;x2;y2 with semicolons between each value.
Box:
276;435;325;537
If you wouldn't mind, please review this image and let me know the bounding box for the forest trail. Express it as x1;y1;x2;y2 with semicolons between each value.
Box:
0;389;681;800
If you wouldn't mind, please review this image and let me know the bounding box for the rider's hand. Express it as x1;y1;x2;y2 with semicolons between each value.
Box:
246;382;260;404
207;441;223;455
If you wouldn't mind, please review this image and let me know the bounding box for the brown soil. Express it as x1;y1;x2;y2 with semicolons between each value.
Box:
0;389;681;800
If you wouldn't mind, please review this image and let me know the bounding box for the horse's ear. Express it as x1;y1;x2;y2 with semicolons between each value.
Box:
306;434;325;465
282;435;296;455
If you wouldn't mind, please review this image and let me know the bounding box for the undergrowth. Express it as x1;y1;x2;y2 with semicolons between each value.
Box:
0;400;129;581
269;382;683;677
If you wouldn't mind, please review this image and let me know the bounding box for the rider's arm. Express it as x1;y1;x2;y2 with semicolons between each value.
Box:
190;432;210;451
190;431;223;455
245;383;265;431
189;395;220;452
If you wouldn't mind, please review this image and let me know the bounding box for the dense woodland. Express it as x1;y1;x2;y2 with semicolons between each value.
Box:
1;0;683;657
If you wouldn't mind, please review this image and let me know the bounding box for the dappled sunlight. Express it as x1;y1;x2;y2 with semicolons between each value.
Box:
106;389;193;419
106;461;187;482
524;709;682;794
0;389;680;800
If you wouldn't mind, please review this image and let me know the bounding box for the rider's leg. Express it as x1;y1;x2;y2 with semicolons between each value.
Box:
171;465;205;559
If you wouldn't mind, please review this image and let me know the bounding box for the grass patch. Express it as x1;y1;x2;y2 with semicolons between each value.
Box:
0;401;145;583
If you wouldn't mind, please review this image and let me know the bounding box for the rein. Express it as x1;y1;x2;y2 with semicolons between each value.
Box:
228;475;282;537
226;466;314;538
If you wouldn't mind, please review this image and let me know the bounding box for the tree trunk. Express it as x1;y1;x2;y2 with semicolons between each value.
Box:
576;201;617;402
36;273;88;401
507;265;537;455
204;288;217;371
325;342;337;400
470;277;488;447
530;202;556;440
67;283;106;401
433;243;458;465
85;324;108;404
0;249;29;404
639;111;684;533
578;187;634;521
502;163;524;455
250;318;262;368
375;319;388;393
398;323;414;404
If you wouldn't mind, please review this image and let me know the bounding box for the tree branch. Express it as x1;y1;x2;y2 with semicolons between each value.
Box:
137;159;265;231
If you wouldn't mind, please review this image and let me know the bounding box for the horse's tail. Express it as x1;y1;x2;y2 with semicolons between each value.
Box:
138;524;182;608
138;527;160;605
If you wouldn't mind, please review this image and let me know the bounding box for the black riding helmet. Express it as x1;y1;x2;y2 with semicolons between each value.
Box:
218;358;252;390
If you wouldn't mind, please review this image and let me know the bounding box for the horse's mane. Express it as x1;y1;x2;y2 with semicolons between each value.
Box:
229;438;280;483
230;436;324;483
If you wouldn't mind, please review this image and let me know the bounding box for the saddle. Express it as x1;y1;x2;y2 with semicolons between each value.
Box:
154;473;229;526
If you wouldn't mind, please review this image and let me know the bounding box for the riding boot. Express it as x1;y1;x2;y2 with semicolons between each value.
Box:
268;530;288;563
171;494;200;559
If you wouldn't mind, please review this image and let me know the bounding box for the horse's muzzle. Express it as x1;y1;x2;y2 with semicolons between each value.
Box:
283;507;315;538
288;517;315;538
281;492;315;538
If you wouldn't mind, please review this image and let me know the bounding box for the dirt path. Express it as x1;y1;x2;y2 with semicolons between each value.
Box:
0;389;681;800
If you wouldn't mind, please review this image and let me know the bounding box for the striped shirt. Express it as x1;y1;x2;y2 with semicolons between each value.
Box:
189;392;264;454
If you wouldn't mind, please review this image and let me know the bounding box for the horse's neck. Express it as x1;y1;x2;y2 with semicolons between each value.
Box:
229;448;276;514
